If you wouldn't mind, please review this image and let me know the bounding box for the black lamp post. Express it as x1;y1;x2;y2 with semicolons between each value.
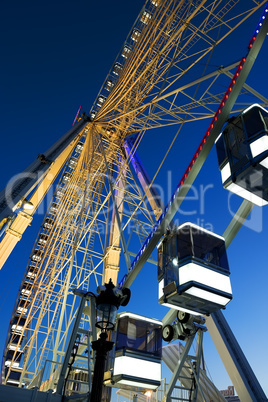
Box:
90;279;130;402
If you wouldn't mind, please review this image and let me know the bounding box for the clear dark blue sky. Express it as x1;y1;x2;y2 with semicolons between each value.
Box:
1;1;268;399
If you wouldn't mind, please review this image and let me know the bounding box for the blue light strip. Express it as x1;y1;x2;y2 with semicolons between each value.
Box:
252;2;268;37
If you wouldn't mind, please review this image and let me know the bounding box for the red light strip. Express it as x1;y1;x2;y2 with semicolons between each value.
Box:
178;0;268;187
177;57;247;189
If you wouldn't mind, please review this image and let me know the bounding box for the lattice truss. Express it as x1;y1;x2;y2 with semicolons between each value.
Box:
4;0;268;386
93;0;268;132
5;124;157;381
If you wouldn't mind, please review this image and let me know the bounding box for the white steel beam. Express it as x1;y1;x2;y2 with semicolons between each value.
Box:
121;7;268;291
207;311;267;401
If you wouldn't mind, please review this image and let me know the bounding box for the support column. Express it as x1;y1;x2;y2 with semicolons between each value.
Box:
207;311;267;401
104;157;127;284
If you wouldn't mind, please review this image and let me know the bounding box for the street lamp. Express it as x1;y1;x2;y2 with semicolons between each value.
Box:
90;279;130;402
95;280;121;331
144;390;153;398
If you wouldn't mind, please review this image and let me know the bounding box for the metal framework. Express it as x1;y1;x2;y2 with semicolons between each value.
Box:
1;0;268;400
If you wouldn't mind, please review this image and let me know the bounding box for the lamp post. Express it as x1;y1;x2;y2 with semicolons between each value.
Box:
90;279;130;402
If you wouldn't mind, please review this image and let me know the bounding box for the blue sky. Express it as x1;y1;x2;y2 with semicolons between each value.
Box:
1;0;268;399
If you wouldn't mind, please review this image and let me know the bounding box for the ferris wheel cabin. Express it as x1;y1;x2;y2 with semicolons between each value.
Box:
104;312;162;392
216;104;268;206
157;223;232;316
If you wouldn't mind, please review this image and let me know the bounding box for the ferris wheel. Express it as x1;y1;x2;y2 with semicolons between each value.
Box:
1;0;268;400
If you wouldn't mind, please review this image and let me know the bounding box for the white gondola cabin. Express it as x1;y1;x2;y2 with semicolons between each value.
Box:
216;104;268;206
157;223;232;315
104;79;115;92
96;95;106;108
104;312;162;391
112;62;123;76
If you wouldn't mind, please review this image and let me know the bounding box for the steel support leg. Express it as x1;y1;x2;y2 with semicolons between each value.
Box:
162;335;195;402
207;311;267;401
